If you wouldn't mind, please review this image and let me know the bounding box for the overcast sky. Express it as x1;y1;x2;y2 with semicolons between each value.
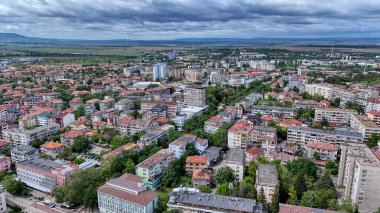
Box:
0;0;379;39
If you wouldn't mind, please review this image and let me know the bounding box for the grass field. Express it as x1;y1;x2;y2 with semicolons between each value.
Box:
1;45;145;57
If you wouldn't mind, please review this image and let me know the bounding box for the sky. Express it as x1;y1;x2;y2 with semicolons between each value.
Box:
0;0;380;40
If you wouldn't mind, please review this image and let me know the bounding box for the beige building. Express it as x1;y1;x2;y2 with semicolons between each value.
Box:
256;164;279;203
314;108;357;125
184;85;206;107
350;114;380;142
337;144;380;213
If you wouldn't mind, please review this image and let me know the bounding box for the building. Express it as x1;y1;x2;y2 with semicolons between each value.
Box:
226;148;245;183
256;164;279;203
184;85;206;107
365;98;380;112
315;108;357;125
51;112;75;128
97;173;158;213
167;187;265;213
2;123;60;146
367;111;380;126
337;143;380;213
169;134;207;158
0;155;11;172
305;141;337;161
287;126;363;151
251;106;297;119
350;114;380;143
40;141;65;158
279;204;343;213
185;156;209;173
135;149;174;188
16;158;76;193
305;84;335;100
192;169;212;187
245;147;265;166
10;145;39;163
152;63;167;81
228;120;254;149
0;185;6;213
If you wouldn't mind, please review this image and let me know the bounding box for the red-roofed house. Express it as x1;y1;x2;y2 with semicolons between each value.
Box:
185;156;209;173
245;147;264;166
192;169;212;187
40;141;65;158
306;141;337;161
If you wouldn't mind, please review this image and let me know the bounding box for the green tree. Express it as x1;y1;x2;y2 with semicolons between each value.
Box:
315;172;335;190
270;186;280;213
325;160;339;175
75;106;86;119
313;151;320;160
215;167;235;185
368;133;380;148
123;159;135;174
287;185;298;205
156;193;169;213
294;173;307;200
71;136;90;153
257;187;267;206
161;160;181;187
314;189;337;209
2;176;28;196
286;158;318;178
300;191;319;208
216;183;230;196
198;185;212;193
320;116;329;127
327;199;341;211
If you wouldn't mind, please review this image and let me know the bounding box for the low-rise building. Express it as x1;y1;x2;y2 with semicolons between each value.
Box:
226;148;245;183
245;147;265;166
16;158;76;193
0;155;11;172
185;156;209;173
40;141;65;158
11;145;39;163
305;141;337;161
256;164;279;203
367;111;380;126
192;169;212;187
97;173;158;213
167;187;265;213
135;149;174;188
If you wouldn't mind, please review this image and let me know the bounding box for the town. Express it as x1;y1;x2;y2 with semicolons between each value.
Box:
0;43;379;213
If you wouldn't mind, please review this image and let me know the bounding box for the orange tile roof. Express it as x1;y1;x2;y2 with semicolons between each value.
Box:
41;141;64;149
306;141;337;151
246;147;264;156
192;169;212;180
228;120;252;133
186;156;208;164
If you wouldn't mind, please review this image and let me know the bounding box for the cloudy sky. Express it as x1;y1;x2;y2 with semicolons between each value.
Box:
0;0;379;39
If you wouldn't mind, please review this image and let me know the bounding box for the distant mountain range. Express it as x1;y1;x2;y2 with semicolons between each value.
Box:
1;33;380;46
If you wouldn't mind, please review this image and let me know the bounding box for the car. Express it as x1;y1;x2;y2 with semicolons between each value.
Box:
49;203;55;208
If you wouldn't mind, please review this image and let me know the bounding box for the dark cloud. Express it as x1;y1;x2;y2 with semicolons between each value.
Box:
0;0;379;39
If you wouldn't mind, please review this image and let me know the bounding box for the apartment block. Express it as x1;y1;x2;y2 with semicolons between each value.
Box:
287;126;363;150
252;126;277;151
350;114;380;143
337;144;380;213
305;84;335;100
256;164;279;203
167;187;265;213
0;185;6;213
228;120;254;149
305;141;337;161
0;155;11;172
2;123;60;146
185;156;209;173
16;158;76;193
135;149;174;188
97;173;158;213
314;108;357;125
10;145;39;163
226;148;245;183
251;106;297;119
184;85;206;107
367;111;380;126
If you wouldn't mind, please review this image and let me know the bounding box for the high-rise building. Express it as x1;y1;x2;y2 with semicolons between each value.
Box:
184;85;206;107
152;63;167;81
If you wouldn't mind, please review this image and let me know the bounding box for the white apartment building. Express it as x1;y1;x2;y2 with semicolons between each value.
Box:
350;114;380;143
0;186;6;213
287;126;363;150
255;164;279;203
183;85;206;107
0;106;14;122
135;149;174;188
97;173;158;213
226;148;245;183
305;84;335;99
11;145;39;163
365;98;380;113
228;121;254;149
314;108;357;125
2;123;60;146
338;144;380;213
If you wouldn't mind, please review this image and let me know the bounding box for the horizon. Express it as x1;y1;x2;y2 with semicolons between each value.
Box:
1;0;380;40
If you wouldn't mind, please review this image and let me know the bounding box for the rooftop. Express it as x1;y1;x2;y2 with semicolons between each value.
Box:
279;204;344;213
17;158;63;174
257;164;279;186
306;141;337;151
227;148;245;163
136;149;173;169
352;114;380;129
186;156;208;164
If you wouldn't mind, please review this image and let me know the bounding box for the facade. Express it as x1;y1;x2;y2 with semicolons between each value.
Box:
251;106;297;119
97;173;158;213
184;85;206;107
337;144;380;213
40;141;65;158
367;111;380;126
305;84;335;100
287;126;363;150
167;187;265;213
314;108;357;125
0;185;6;213
245;147;264;166
0;155;11;172
135;149;174;188
2;123;60;146
350;114;380;143
256;164;279;203
185;156;209;173
11;145;39;163
305;141;337;161
228;120;254;149
279;204;343;213
226;148;245;183
152;63;167;81
192;169;212;187
16;158;76;193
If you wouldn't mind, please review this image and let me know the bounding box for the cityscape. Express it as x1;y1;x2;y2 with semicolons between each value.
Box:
1;1;380;213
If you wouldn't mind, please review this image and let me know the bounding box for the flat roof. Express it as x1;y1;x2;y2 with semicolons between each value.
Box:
17;158;63;174
288;126;362;138
227;148;245;163
257;164;279;186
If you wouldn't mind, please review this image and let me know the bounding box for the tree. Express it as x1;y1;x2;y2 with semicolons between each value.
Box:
75;106;85;119
161;160;181;187
29;139;44;149
320;116;329;127
325;160;339;175
216;183;230;196
242;181;256;199
71;136;90;153
215;167;235;185
313;151;320;160
286;158;318;178
156;193;169;213
257;187;267;206
368;133;380;148
314;189;336;209
270;186;280;213
300;191;319;208
2;176;28;196
198;185;212;193
327;199;341;211
315;172;335;190
122;159;135;174
287;186;298;205
294;173;307;200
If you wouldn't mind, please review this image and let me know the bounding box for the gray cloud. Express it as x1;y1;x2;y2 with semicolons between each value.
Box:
0;0;379;39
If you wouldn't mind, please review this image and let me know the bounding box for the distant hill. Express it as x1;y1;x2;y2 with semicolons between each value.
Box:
0;32;379;46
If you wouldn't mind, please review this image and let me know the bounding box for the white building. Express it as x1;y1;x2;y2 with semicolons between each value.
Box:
314;108;357;125
255;164;279;203
350;114;380;143
338;144;380;213
152;63;167;81
226;148;245;183
0;185;6;213
183;85;206;107
97;173;158;213
305;141;337;161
